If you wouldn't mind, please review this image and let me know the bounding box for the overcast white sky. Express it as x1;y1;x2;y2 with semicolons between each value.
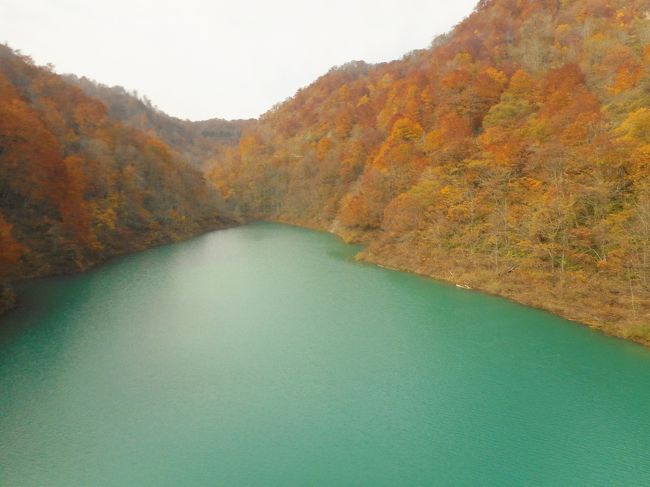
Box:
1;0;478;121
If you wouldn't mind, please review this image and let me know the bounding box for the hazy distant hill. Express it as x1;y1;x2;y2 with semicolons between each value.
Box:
66;75;252;168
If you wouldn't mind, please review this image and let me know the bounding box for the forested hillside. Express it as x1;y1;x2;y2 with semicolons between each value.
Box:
0;45;233;313
210;0;650;343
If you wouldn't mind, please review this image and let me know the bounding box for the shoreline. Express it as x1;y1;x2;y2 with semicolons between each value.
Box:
3;218;648;350
267;217;650;349
358;251;650;349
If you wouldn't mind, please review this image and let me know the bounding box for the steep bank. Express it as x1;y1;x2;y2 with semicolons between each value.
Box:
259;216;650;347
357;239;650;347
211;0;650;344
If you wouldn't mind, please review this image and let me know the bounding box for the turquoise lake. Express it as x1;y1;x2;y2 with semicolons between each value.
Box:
1;222;650;486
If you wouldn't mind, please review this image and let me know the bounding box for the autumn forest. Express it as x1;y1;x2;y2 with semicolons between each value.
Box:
1;0;650;345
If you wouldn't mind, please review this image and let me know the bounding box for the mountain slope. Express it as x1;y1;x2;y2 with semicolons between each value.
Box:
0;45;233;312
211;0;650;343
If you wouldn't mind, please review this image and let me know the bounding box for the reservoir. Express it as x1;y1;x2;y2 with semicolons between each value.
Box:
1;223;649;485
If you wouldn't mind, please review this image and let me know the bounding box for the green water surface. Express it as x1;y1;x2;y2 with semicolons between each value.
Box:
1;223;649;486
